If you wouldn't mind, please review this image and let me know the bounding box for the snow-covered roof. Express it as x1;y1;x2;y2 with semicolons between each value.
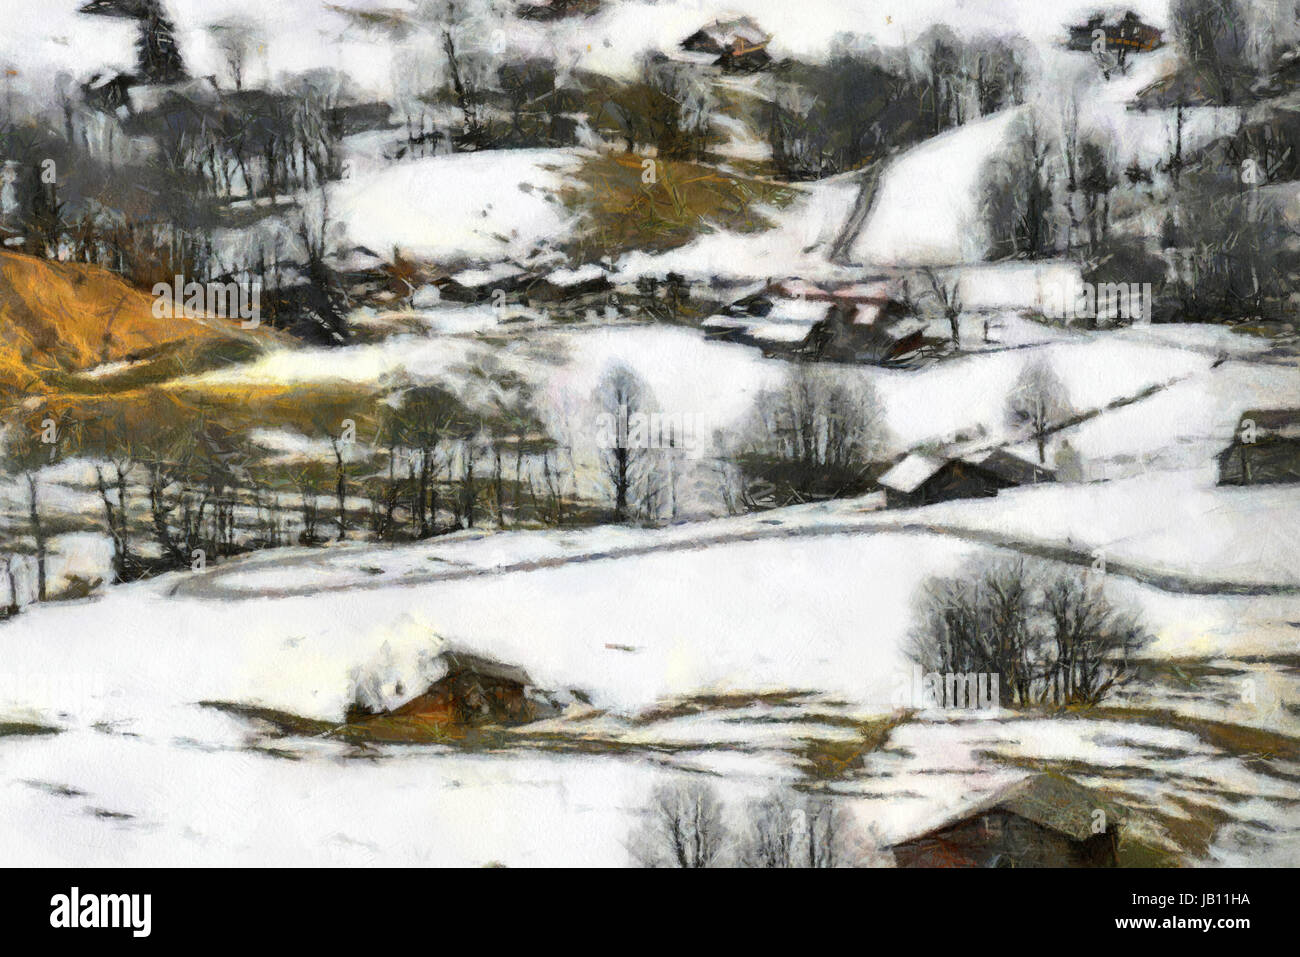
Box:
547;263;606;287
698;16;769;46
877;453;948;493
892;773;1122;846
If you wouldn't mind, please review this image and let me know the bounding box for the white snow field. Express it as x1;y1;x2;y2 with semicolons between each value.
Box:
3;458;1300;867
330;149;585;265
3;0;1298;870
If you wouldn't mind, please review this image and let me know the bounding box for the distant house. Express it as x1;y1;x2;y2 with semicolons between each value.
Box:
891;773;1122;868
877;452;1020;508
526;264;612;304
704;280;926;359
681;16;772;72
351;651;544;728
1218;410;1300;486
800;299;931;366
703;280;830;351
1066;11;1163;56
877;448;1054;508
681;15;768;54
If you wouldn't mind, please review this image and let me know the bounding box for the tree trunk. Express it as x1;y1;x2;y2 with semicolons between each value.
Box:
26;473;46;602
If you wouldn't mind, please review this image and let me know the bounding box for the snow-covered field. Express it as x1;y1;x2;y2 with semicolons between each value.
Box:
4;0;1299;870
3;484;1299;865
330;149;585;265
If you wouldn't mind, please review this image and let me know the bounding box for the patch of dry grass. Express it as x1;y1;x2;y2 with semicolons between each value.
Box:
561;153;796;260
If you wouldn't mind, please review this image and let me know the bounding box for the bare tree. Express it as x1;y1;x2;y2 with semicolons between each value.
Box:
981;112;1058;259
742;792;872;867
631;781;730;868
208;16;260;90
592;363;655;523
1041;573;1145;705
1170;0;1251;105
923;267;963;346
732;363;888;508
909;558;1147;708
2;406;73;602
1008;357;1073;464
2;555;19;617
909;558;1039;706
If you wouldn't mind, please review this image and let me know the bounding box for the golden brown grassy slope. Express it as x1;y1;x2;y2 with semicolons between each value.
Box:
0;251;275;402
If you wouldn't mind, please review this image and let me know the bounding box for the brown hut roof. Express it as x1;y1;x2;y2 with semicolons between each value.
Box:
439;651;533;687
964;448;1057;486
894;773;1123;846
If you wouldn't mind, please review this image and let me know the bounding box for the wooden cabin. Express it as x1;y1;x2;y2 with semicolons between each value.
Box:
353;652;542;728
1067;11;1163;56
799;300;929;366
680;16;770;56
877;453;1014;508
1218;410;1300;486
891;773;1122;868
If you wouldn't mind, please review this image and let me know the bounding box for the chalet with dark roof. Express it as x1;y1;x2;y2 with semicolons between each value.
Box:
1218;410;1300;486
891;773;1122;868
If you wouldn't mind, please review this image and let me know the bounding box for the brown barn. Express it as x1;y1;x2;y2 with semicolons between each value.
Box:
361;652;543;728
892;773;1122;868
1218;410;1300;486
1067;12;1163;56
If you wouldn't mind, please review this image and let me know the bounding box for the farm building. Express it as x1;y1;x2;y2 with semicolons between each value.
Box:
703;280;833;351
680;16;773;72
877;453;1014;508
1066;11;1163;56
681;15;769;55
517;0;601;20
799;299;931;366
351;651;546;729
1218;410;1300;486
891;773;1122;868
703;280;925;360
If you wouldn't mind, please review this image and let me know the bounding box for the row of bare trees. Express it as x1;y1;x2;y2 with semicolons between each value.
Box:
908;558;1148;708
630;781;880;868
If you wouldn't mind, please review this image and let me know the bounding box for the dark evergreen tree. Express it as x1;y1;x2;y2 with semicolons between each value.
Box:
136;1;187;84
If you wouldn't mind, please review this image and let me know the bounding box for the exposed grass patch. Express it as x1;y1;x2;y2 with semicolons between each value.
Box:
0;722;60;738
52;337;269;395
795;712;911;781
0;249;278;402
202;698;726;754
561;153;796;260
1083;706;1300;764
633;689;819;725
